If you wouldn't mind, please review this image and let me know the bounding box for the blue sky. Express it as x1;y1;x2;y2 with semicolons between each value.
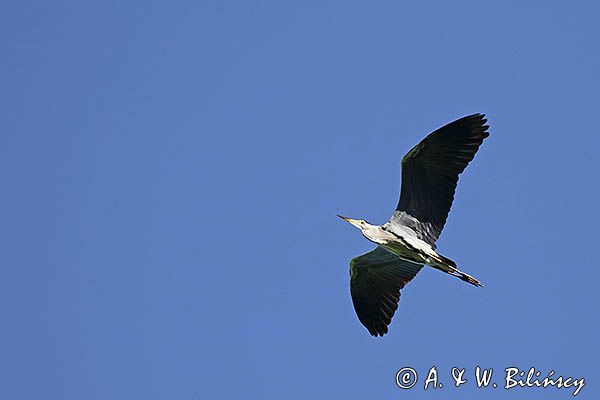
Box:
2;1;599;399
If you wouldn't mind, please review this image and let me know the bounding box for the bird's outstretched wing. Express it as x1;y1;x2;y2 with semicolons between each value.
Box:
350;246;423;336
394;113;489;245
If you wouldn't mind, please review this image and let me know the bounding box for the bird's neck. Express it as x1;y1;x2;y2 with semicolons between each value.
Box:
361;225;385;244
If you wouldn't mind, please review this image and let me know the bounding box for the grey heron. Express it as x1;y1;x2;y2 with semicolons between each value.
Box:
339;113;489;336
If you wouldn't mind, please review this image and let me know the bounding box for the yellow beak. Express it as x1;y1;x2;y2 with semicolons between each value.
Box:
337;215;361;228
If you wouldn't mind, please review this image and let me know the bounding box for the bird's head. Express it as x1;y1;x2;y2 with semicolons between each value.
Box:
338;215;384;243
337;215;371;231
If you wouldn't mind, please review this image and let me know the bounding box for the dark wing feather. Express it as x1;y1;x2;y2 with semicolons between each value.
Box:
395;113;489;245
350;246;422;337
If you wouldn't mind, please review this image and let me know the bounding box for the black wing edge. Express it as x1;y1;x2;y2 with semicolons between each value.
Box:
395;113;490;243
350;247;423;337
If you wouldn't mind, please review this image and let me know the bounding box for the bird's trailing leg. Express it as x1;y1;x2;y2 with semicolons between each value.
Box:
430;258;484;287
455;270;483;287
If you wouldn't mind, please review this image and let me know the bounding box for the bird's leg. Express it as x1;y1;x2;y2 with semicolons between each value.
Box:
458;272;483;287
432;264;483;287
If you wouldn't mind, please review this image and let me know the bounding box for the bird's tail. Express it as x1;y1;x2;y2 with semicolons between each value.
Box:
432;254;483;287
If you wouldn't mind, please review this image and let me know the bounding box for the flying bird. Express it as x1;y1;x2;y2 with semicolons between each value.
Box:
338;113;490;336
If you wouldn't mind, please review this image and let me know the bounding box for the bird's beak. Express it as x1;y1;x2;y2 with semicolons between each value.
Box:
337;214;361;228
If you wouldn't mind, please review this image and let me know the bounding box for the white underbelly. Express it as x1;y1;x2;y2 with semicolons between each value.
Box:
381;233;439;265
381;242;431;264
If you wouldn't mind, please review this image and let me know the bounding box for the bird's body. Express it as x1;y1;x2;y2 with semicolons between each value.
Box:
347;213;482;285
339;113;490;336
355;220;437;264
